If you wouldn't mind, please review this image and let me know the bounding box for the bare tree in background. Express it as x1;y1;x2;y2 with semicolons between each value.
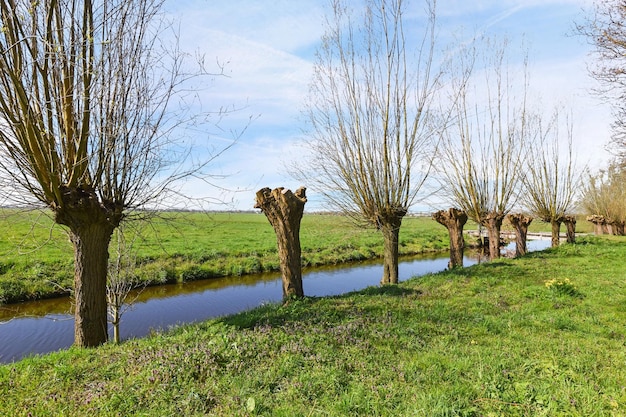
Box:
577;1;626;160
521;110;581;247
300;0;446;285
582;162;626;235
438;39;528;259
0;0;230;346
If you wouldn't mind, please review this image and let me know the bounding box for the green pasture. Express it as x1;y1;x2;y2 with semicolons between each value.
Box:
0;209;595;304
0;210;449;303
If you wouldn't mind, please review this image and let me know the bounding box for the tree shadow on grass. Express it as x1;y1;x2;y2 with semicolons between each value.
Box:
478;262;515;269
219;285;422;330
355;284;422;297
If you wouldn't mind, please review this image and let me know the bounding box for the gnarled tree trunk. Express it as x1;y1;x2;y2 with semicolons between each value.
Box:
550;218;563;247
482;212;505;260
54;186;121;347
255;187;307;300
69;223;115;346
433;208;468;268
506;213;533;257
379;215;403;285
586;215;605;235
57;216;117;346
563;215;577;243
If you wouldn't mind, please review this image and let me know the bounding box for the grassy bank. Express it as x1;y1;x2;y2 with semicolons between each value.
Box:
1;236;624;416
0;210;452;303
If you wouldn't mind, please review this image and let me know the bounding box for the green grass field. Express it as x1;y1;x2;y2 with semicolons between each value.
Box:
0;209;595;304
0;235;623;416
0;210;452;303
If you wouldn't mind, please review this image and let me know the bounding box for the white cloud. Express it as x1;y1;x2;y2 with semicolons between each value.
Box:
160;0;612;211
165;0;320;127
437;0;593;18
169;0;325;53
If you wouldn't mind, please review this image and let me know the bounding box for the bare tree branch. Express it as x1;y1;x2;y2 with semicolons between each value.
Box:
520;108;582;246
577;0;626;159
0;0;237;346
296;0;448;284
437;37;528;259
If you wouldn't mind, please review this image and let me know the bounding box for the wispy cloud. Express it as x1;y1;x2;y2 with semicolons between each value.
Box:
162;0;611;210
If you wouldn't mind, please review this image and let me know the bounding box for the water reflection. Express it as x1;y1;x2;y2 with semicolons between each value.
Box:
0;239;550;363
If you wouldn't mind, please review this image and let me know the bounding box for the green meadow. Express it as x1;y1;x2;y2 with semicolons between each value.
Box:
0;210;455;303
0;235;623;416
0;209;595;304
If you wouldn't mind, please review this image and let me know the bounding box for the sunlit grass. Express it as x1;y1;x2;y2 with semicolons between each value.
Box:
0;210;448;303
1;236;624;415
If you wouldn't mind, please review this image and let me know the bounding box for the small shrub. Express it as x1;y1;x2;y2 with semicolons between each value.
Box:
135;263;175;285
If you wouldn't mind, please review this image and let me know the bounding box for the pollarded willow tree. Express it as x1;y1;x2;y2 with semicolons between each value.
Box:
582;161;626;235
300;0;446;285
254;187;307;300
438;38;528;259
521;110;581;247
0;0;227;347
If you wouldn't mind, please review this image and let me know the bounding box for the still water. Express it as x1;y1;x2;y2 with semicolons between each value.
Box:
0;240;550;363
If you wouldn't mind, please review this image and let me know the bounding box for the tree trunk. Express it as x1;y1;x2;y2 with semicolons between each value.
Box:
482;212;505;260
586;215;605;235
69;222;115;347
607;221;625;235
433;208;468;268
380;216;403;285
53;185;123;347
111;306;121;344
506;213;533;257
255;187;307;300
550;219;562;247
563;215;577;244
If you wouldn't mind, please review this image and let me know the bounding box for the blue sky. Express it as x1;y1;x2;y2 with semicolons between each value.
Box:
165;0;612;211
